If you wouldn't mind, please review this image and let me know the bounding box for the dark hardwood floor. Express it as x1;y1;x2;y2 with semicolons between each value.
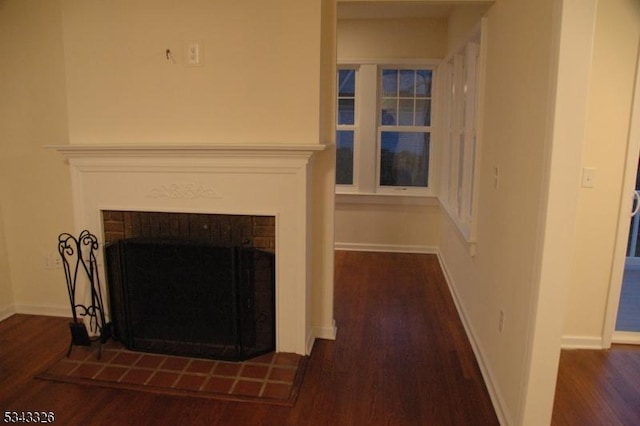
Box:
4;251;640;425
553;345;640;425
0;251;529;425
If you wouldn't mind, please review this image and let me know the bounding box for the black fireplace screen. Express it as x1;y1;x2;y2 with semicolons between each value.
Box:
104;237;275;361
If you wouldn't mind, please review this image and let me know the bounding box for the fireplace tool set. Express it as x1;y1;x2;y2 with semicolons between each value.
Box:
58;230;111;358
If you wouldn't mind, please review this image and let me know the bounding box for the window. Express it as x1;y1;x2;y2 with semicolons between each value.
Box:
437;29;483;242
337;68;356;185
336;63;435;196
379;68;432;190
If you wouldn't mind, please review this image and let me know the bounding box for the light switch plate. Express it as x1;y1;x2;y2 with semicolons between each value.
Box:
582;167;596;188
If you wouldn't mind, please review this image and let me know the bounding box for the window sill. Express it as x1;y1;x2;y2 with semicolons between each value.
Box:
335;192;439;206
438;199;478;256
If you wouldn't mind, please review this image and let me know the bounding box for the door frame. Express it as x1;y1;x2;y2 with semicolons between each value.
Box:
603;42;640;346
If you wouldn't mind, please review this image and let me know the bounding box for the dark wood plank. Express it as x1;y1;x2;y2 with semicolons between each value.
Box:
553;345;640;425
0;251;498;425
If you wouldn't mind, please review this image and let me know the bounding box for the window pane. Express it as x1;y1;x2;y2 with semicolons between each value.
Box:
415;99;431;126
380;99;397;125
336;130;354;185
399;70;415;97
337;69;356;126
338;69;355;97
380;132;429;187
415;70;432;97
381;68;432;128
338;99;355;125
382;69;398;97
398;99;414;126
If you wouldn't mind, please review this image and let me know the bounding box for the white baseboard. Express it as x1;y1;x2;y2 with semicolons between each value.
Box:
13;304;71;318
335;242;438;254
0;305;15;322
313;320;337;340
305;333;315;355
561;335;604;349
611;331;640;345
307;320;338;355
436;252;510;426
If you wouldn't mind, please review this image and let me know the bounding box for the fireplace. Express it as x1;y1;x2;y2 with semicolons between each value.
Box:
102;211;276;360
105;237;275;361
51;144;327;355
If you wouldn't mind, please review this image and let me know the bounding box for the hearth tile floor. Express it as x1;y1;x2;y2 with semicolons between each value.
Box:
37;340;306;405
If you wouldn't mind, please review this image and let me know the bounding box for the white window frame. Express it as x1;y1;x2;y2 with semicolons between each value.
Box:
437;22;485;243
336;65;359;190
377;65;434;196
336;60;438;199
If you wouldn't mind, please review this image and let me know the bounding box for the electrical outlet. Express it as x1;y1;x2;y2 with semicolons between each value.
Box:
498;309;505;333
44;252;62;270
185;42;202;66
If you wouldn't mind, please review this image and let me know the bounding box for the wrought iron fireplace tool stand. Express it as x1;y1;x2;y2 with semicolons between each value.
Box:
58;230;111;358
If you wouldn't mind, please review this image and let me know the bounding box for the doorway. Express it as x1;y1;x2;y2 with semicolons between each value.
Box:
608;44;640;345
615;158;640;337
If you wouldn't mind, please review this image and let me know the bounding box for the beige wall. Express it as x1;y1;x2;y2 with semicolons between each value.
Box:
438;0;566;423
0;0;336;339
61;0;323;145
437;0;640;423
0;209;13;319
335;16;446;252
0;0;74;317
338;17;447;60
336;199;441;251
7;0;638;422
563;0;640;346
311;0;337;340
447;4;491;53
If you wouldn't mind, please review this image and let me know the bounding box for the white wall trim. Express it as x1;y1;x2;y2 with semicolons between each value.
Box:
603;41;640;348
13;304;70;319
336;193;439;206
561;335;604;349
313;320;338;340
307;320;338;354
611;331;640;345
305;333;316;355
337;58;441;67
436;251;510;426
335;242;438;254
50;143;324;355
0;305;16;322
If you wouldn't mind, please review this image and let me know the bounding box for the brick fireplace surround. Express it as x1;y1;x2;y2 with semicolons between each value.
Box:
52;144;326;356
102;211;275;250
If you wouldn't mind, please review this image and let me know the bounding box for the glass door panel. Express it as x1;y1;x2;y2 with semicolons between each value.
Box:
616;157;640;331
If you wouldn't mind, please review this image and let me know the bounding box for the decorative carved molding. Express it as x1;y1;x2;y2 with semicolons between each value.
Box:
147;183;221;199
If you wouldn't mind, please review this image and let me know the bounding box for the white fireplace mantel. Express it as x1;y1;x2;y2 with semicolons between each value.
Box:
51;143;326;158
50;143;326;355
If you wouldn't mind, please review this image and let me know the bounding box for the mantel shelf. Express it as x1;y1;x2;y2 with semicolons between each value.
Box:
47;143;327;159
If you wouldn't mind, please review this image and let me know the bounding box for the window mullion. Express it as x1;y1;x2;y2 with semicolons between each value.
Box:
358;64;379;194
